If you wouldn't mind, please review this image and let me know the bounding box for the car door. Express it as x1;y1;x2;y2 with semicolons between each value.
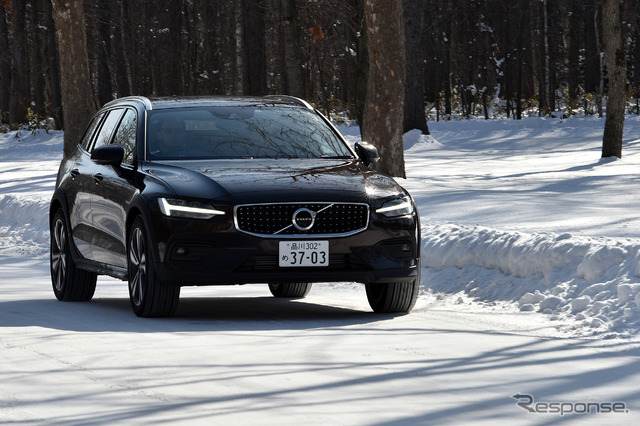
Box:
81;108;125;264
65;112;106;260
90;108;140;268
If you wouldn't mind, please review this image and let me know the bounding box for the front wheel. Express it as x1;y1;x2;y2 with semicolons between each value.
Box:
268;283;312;298
50;210;97;301
365;280;419;313
128;217;180;317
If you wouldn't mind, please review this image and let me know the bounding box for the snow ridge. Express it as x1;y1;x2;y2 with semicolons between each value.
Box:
421;223;640;336
0;194;50;257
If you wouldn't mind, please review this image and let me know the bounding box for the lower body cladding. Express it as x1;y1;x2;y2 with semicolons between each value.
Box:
154;230;420;287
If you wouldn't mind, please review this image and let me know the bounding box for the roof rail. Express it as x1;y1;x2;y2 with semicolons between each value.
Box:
103;96;153;110
264;95;313;110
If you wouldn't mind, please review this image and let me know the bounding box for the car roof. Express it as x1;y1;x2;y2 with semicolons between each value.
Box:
102;95;313;111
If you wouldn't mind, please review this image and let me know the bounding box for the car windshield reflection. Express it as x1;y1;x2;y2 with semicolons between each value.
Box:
147;106;354;160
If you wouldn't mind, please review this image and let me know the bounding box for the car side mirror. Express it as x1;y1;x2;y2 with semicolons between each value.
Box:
354;141;379;167
91;144;124;166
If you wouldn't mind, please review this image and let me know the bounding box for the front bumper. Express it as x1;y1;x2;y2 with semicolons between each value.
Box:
151;215;420;287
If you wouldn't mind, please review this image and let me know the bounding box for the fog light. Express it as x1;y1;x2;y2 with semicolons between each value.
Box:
401;244;411;252
176;247;189;256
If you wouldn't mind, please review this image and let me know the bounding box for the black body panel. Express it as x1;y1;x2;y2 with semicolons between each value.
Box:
51;96;420;291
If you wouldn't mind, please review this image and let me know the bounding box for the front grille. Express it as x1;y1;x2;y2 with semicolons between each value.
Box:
234;202;369;238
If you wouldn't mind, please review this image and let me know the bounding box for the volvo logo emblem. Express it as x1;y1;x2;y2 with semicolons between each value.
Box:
292;208;316;231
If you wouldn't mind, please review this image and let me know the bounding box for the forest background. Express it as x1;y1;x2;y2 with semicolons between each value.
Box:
0;0;638;169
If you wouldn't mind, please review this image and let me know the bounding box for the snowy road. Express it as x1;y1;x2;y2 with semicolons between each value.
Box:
4;118;640;423
2;257;639;425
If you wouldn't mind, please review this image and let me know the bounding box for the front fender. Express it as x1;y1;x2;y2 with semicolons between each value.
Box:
126;194;164;264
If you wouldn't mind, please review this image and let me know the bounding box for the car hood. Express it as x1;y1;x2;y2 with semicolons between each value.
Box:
143;159;405;203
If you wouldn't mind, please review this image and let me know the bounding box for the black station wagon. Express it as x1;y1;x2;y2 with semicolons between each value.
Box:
49;96;420;317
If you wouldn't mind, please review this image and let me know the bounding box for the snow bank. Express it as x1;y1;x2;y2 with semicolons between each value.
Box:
0;130;60;257
421;223;640;336
403;129;442;150
0;194;50;257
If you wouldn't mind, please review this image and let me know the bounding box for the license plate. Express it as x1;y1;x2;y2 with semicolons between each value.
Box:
279;241;329;267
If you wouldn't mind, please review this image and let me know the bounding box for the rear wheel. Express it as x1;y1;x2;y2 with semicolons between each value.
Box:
128;217;180;317
268;282;312;298
366;280;419;313
50;210;97;301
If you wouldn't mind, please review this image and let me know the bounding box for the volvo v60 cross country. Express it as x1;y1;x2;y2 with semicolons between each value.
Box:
49;96;420;317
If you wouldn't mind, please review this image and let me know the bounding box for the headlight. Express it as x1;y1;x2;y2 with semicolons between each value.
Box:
376;195;414;217
158;198;225;219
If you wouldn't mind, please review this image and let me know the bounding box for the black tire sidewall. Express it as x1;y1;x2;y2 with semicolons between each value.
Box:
50;210;69;301
128;216;179;317
128;217;152;316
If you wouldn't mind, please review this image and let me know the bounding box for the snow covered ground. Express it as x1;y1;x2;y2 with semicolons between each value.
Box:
2;116;640;424
345;116;640;339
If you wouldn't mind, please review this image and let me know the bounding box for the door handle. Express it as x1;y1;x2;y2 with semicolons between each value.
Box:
93;173;104;184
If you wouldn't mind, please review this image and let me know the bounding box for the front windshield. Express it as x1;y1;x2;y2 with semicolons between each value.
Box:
146;105;353;160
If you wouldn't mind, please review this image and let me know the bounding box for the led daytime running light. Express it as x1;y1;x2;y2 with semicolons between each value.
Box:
376;196;414;217
159;198;225;218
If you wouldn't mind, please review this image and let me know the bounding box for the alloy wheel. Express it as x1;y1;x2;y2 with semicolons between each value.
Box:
129;226;146;307
51;217;67;292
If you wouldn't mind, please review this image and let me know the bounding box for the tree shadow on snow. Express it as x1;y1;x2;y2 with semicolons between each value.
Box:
0;294;397;333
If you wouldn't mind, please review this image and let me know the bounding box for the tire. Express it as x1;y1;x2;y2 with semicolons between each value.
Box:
268;282;312;298
128;217;180;317
365;280;419;313
50;210;97;301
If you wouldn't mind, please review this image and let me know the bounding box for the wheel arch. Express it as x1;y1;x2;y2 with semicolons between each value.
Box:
49;188;83;261
49;188;69;226
126;194;162;264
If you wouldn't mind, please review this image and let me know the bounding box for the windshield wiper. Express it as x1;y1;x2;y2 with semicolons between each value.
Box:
321;155;352;159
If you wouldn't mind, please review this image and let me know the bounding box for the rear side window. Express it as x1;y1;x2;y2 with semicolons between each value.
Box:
80;112;105;151
112;109;137;165
92;109;124;152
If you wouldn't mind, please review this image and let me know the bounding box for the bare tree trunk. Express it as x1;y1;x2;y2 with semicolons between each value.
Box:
515;0;530;120
44;0;63;129
362;0;406;178
601;0;627;158
355;10;368;129
112;0;131;97
0;5;12;119
568;0;581;111
234;0;244;95
594;7;605;117
29;0;45;116
281;0;303;97
443;0;452;117
540;0;552;114
9;0;27;125
51;0;96;158
95;0;113;106
402;0;429;134
243;0;267;95
583;0;600;95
